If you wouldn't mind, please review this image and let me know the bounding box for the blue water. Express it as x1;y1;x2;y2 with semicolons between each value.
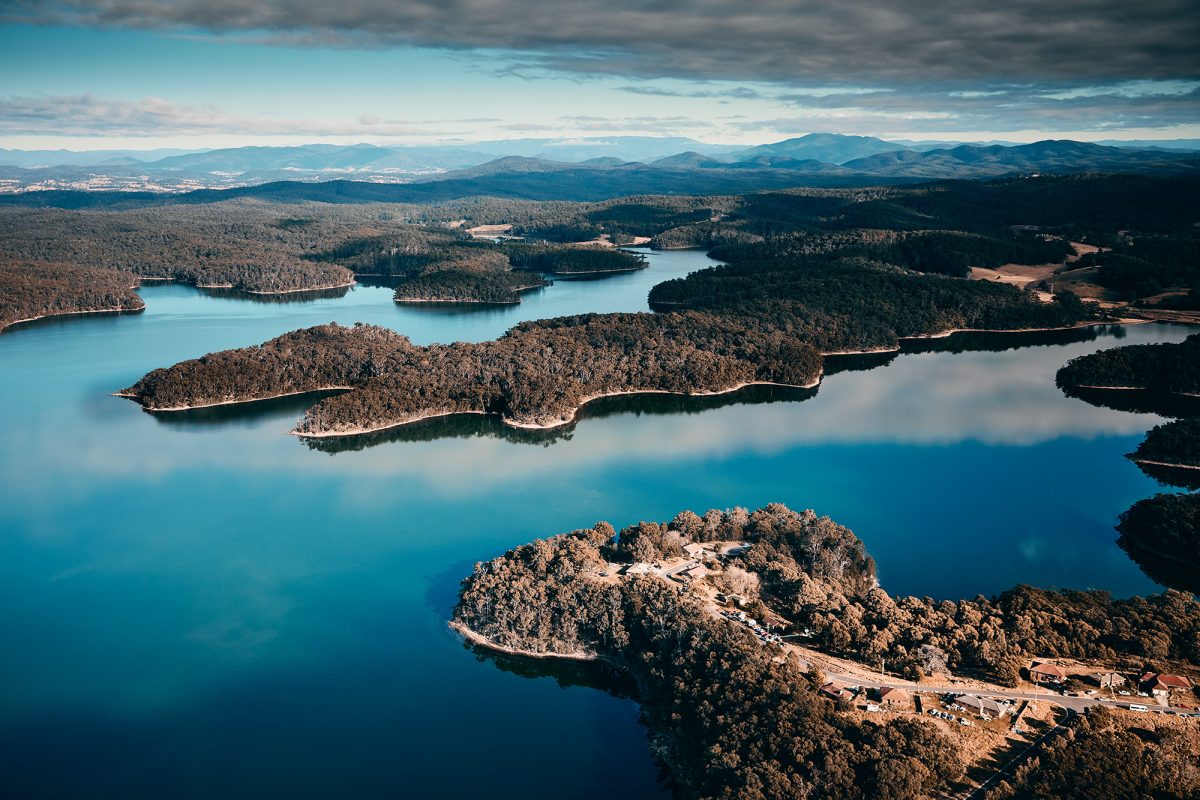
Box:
0;247;1190;798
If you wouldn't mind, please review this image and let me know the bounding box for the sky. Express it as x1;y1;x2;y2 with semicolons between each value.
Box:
1;0;1198;150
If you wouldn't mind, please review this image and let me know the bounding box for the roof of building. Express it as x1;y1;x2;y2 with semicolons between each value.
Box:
879;687;910;702
957;695;1005;715
1030;662;1068;678
820;682;854;700
1145;673;1194;690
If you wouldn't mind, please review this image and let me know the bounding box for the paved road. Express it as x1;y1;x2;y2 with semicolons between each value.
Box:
781;637;1196;716
714;607;1198;716
821;668;1196;716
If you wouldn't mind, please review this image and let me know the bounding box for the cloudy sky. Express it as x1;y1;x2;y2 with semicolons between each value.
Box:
1;0;1198;149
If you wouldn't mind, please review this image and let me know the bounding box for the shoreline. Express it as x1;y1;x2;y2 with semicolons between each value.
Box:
1068;384;1200;398
1130;458;1200;471
448;620;600;662
291;377;821;439
119;386;353;411
1;301;146;333
549;266;648;277
246;280;356;295
291;408;491;438
148;277;357;295
395;297;520;305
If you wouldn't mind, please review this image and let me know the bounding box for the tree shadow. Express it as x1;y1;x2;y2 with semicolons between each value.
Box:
303;383;819;454
197;285;353;304
1117;537;1200;595
1127;458;1200;491
1058;386;1200;418
147;390;348;430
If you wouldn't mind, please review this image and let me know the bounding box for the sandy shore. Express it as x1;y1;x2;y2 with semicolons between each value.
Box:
1;301;146;333
292;377;821;439
395;297;521;305
900;319;1145;341
1070;384;1200;397
247;280;356;295
552;266;647;277
291;408;490;438
448;620;599;662
1130;458;1200;471
191;280;356;295
120;386;354;411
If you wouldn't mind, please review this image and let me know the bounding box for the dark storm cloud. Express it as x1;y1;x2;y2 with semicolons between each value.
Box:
5;0;1199;84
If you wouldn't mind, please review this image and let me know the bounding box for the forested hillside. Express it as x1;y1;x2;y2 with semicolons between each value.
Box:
6;173;1197;313
0;259;144;332
983;706;1200;800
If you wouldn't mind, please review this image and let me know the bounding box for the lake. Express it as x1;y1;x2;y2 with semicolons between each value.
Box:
0;247;1191;798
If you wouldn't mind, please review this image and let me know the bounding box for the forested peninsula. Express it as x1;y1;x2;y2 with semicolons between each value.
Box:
453;503;1200;800
0;259;144;332
121;254;1094;434
1057;333;1200;396
455;504;963;800
1130;418;1200;471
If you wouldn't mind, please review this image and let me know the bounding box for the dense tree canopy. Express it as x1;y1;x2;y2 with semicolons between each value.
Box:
1057;334;1200;395
455;504;963;800
0;259;144;332
984;707;1200;800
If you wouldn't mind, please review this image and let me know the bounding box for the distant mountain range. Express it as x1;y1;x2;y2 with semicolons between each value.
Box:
0;134;1197;199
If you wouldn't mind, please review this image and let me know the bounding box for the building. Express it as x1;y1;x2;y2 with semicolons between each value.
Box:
677;564;709;582
820;682;856;703
878;687;911;709
1087;672;1127;690
1029;662;1068;685
1140;673;1194;705
624;563;651;576
682;542;706;559
956;694;1008;718
760;610;790;631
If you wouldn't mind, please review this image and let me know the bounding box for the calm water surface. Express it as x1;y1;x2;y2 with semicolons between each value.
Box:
0;248;1192;798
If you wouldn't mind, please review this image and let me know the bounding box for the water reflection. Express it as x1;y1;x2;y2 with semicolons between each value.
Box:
149;390;349;428
303;384;817;453
1053;330;1200;595
1058;386;1200;418
305;412;574;452
1117;539;1200;595
906;324;1121;355
199;285;353;304
469;645;640;700
1129;460;1200;491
